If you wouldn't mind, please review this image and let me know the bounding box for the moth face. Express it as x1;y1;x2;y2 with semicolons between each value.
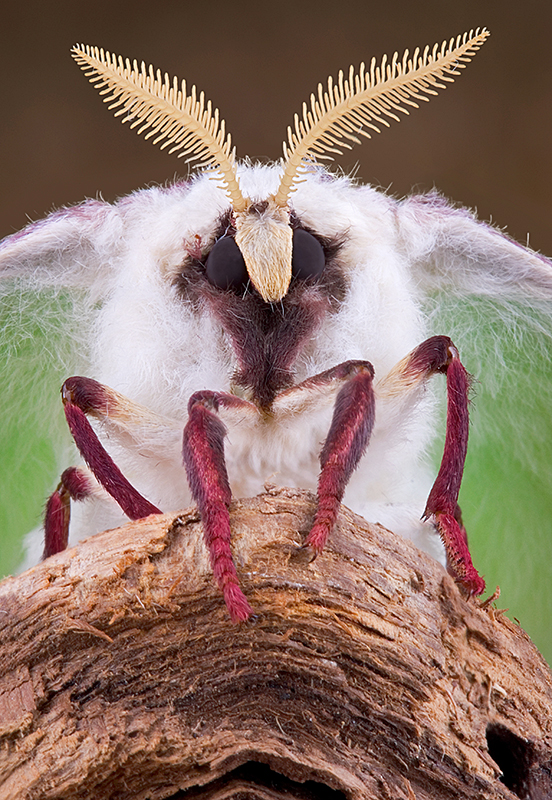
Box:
176;210;345;409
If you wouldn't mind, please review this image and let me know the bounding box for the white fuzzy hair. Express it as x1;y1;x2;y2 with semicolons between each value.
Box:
2;162;552;569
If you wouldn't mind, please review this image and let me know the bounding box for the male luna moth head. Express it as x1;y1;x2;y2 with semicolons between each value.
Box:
72;29;489;302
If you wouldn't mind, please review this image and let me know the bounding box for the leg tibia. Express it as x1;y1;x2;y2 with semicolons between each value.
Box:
370;337;485;596
183;392;255;623
421;349;485;595
62;377;161;520
305;362;376;553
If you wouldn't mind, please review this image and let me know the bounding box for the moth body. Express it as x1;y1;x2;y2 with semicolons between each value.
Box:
9;30;550;619
14;166;434;558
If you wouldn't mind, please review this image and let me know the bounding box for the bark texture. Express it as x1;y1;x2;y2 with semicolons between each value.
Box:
0;487;551;800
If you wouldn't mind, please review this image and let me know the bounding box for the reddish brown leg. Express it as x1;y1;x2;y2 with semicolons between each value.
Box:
61;376;161;519
420;341;485;595
303;361;376;553
183;391;256;623
377;336;484;595
43;467;94;558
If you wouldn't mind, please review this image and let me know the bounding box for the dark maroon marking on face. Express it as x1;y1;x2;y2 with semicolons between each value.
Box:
208;283;332;408
175;217;347;409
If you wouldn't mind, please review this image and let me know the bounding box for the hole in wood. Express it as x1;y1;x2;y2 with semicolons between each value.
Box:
164;761;347;799
486;723;535;797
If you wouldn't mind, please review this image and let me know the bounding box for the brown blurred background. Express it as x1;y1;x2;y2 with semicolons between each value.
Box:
1;0;551;252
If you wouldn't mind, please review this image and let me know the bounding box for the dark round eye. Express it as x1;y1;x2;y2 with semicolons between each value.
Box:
205;236;248;290
291;228;326;281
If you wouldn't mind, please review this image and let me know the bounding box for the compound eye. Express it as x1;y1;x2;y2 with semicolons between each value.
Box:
291;228;325;281
205;236;248;290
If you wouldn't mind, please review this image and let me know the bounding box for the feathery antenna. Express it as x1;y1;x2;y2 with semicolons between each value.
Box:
71;45;247;212
273;28;490;206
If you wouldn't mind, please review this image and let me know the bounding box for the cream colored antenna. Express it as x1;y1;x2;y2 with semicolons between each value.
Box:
274;28;490;207
71;45;247;213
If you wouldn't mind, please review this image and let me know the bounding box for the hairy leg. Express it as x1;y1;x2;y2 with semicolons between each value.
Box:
61;377;162;520
379;336;484;595
300;362;376;553
183;391;257;623
44;377;165;561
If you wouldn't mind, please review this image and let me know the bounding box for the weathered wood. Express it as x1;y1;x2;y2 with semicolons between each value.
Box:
0;487;551;800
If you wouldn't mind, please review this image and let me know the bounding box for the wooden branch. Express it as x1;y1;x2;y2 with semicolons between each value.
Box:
1;487;551;800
